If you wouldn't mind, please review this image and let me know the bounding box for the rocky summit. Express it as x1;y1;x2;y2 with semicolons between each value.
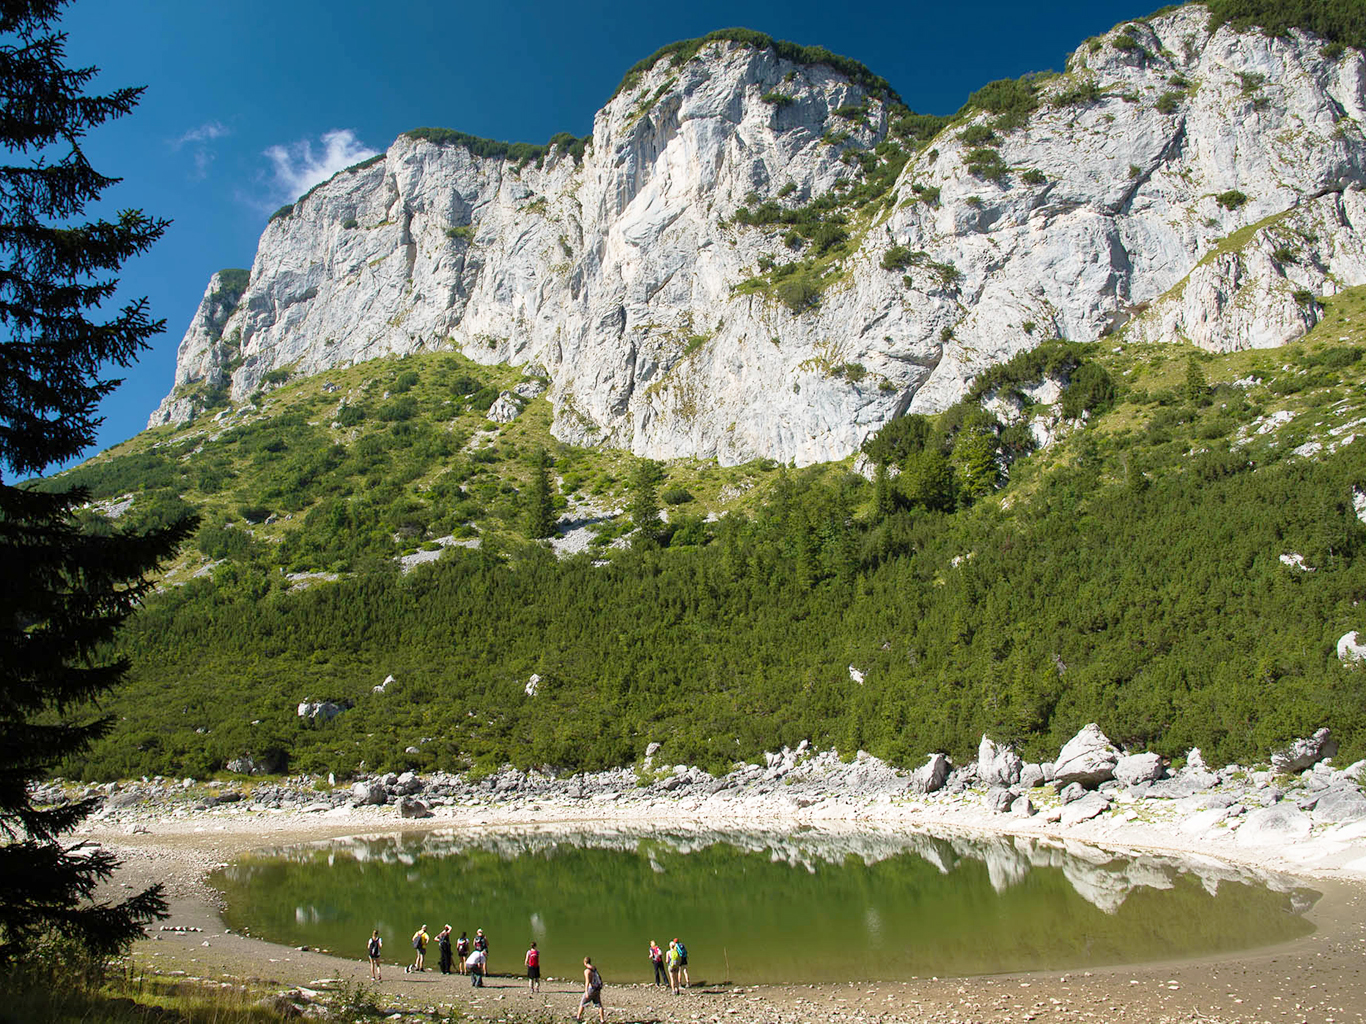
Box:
151;7;1366;466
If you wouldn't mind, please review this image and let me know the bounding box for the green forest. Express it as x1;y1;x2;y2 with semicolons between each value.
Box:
40;286;1366;782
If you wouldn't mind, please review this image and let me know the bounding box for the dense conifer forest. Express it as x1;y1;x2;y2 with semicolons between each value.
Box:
42;286;1366;782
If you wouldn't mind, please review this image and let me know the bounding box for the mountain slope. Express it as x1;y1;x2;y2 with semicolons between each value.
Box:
149;5;1366;467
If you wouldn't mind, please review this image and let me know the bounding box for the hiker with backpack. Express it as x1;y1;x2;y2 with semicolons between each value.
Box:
675;937;690;988
574;956;605;1022
367;929;383;981
648;939;665;986
666;939;682;995
408;924;428;973
525;940;541;993
456;930;470;974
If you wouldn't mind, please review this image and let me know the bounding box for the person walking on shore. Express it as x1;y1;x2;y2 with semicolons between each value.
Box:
408;924;428;973
575;956;605;1022
456;930;470;975
437;925;453;974
525;940;541;994
648;939;665;986
367;929;383;981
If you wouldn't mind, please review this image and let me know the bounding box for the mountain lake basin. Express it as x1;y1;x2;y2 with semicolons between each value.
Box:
206;826;1319;984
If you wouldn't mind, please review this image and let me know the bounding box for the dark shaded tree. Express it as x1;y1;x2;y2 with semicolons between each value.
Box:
0;0;193;965
628;457;661;547
523;447;555;539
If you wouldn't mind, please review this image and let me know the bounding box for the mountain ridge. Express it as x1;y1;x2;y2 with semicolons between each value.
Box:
150;3;1366;468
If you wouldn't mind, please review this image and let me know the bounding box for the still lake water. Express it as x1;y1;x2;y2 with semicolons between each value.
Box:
209;827;1318;983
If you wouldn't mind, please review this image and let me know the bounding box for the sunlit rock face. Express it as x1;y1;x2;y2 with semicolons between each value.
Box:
152;9;1366;465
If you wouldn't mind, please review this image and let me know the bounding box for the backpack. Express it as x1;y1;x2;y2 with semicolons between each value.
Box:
368;938;380;958
676;942;687;959
589;967;602;990
413;936;422;950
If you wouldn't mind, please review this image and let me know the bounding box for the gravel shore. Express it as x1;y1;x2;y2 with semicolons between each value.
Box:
69;749;1366;1024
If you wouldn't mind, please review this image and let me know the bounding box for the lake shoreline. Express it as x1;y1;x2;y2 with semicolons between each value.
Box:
79;767;1366;1023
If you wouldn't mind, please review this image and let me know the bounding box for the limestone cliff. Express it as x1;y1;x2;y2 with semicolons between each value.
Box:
150;8;1366;466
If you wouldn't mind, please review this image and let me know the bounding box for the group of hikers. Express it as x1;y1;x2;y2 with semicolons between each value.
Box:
363;926;692;1017
647;938;690;995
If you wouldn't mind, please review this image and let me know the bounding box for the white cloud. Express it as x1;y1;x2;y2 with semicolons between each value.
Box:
172;121;232;180
263;129;379;204
175;121;230;147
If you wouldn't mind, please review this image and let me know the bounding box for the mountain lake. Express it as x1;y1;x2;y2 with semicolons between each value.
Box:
208;827;1318;984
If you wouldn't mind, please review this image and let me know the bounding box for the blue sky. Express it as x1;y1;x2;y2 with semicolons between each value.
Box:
57;0;1164;459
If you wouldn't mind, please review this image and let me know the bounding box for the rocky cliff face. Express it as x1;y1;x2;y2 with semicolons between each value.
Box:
151;7;1366;465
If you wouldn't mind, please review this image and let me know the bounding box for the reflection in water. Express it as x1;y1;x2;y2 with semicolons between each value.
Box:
210;827;1317;983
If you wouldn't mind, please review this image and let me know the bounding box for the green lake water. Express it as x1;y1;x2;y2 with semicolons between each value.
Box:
208;828;1318;983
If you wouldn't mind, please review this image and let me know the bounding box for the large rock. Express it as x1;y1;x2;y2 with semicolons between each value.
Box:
1060;792;1110;826
1053;724;1119;788
1235;804;1312;845
399;797;432;819
1309;787;1366;823
977;735;1023;788
350;781;387;806
1337;632;1366;665
908;753;950;795
1114;752;1165;786
1271;728;1338;774
393;771;422;795
150;10;1366;468
297;700;348;723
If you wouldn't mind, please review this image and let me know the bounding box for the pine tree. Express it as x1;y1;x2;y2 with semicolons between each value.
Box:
0;0;195;965
523;447;556;539
628;458;661;547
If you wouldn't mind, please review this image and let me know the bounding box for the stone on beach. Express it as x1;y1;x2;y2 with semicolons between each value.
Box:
1052;724;1120;788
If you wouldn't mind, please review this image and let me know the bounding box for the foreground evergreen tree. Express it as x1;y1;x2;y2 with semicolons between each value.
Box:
0;0;194;964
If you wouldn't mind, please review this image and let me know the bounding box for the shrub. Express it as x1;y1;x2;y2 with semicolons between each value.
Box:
881;245;914;271
1052;81;1103;107
1216;189;1249;210
775;268;823;313
1021;168;1046;185
269;204;293;222
959;76;1039;132
958;124;998;146
964;147;1009;181
1272;246;1298;264
262;368;291;386
918;185;941;205
1155;91;1184;114
341;218;359;229
662;487;694;505
391;370;420;394
377;396;418;422
1292;289;1316;306
446;225;474;241
335;404;365;427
